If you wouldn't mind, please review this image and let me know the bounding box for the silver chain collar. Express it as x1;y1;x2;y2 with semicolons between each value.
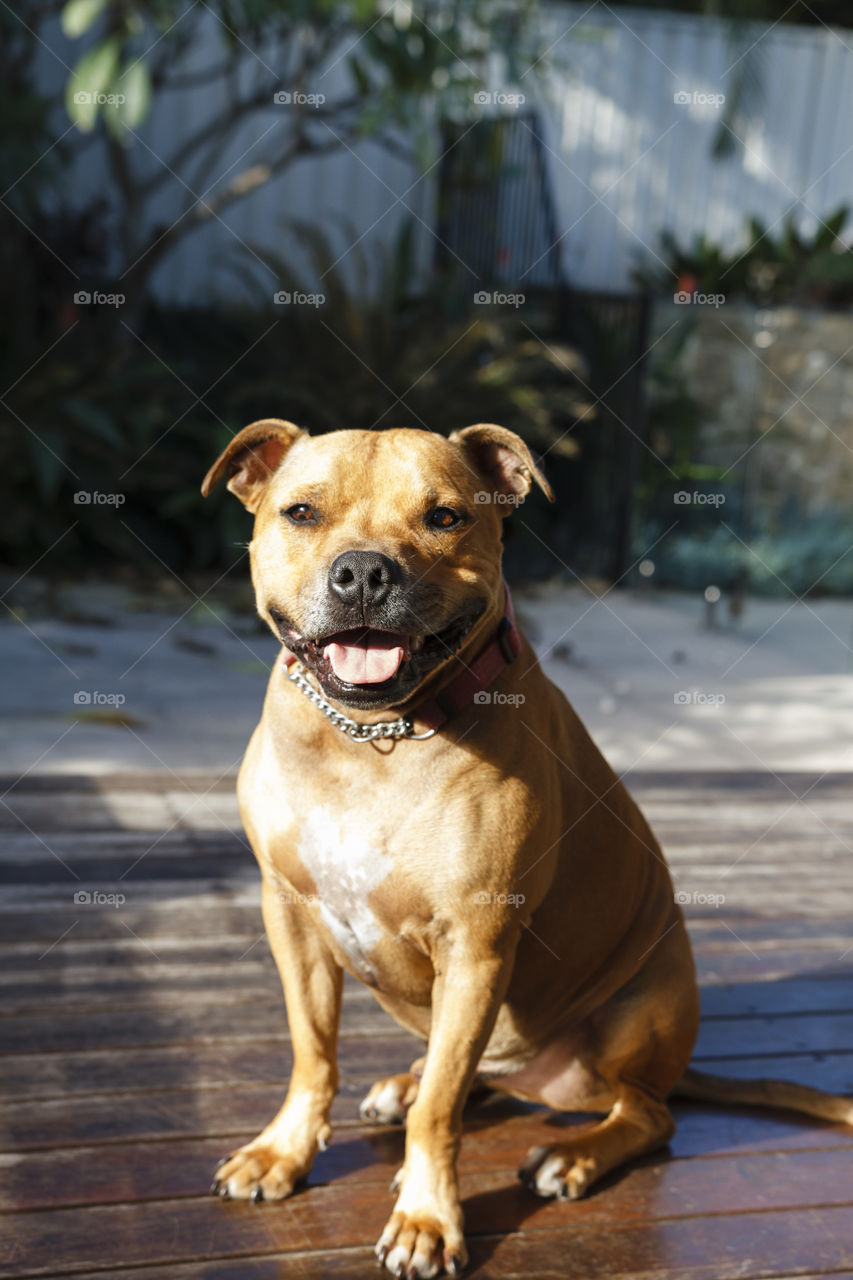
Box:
284;661;436;742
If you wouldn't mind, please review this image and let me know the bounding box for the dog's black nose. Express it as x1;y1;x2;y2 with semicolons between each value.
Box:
328;550;400;606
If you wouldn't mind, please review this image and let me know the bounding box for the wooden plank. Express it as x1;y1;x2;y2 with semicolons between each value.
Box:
4;996;853;1058
0;1035;419;1100
4;969;847;1020
0;965;282;1014
4;1108;853;1212
0;991;407;1055
3;1052;853;1152
2;902;850;948
2;1165;853;1278
697;977;853;1018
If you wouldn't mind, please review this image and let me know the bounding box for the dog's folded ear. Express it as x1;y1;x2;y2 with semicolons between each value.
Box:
450;423;555;512
201;419;305;512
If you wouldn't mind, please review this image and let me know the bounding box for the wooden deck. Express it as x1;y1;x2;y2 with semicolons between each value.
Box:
2;770;853;1279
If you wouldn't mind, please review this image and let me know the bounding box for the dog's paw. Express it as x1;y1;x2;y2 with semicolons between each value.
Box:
517;1143;597;1201
375;1210;467;1278
359;1073;419;1125
210;1144;310;1202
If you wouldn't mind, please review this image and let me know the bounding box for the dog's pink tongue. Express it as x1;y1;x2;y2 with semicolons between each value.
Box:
325;631;405;684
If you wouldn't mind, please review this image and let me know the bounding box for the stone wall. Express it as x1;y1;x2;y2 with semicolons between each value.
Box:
654;302;853;524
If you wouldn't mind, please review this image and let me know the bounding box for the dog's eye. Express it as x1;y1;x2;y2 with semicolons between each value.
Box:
283;503;317;525
427;506;464;531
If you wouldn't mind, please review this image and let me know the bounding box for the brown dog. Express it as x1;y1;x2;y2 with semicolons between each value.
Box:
202;419;852;1278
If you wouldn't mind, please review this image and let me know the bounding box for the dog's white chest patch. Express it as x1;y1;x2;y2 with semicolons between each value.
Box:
297;805;391;982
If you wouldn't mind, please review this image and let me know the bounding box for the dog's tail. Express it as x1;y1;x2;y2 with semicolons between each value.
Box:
671;1066;853;1125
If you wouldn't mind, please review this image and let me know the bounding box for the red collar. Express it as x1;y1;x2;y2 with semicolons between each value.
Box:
282;581;521;736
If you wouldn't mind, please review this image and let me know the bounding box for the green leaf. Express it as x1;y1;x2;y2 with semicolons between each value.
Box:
115;59;152;130
65;37;121;132
61;0;107;38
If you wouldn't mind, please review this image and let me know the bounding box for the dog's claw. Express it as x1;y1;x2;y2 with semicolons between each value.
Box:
209;1178;220;1194
215;1155;231;1171
250;1186;264;1204
218;1185;231;1201
394;1264;406;1279
377;1245;389;1268
557;1182;570;1200
447;1253;464;1277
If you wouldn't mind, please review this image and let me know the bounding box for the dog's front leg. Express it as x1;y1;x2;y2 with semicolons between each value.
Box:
212;877;342;1202
376;929;516;1278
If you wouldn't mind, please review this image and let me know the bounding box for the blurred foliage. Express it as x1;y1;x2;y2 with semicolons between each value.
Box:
635;205;853;307
0;220;591;581
633;515;853;597
41;0;544;296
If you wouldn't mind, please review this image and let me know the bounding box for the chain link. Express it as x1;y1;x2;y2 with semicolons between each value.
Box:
284;662;436;742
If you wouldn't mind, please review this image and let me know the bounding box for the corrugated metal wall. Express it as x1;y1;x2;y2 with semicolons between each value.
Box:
39;3;853;300
536;3;853;290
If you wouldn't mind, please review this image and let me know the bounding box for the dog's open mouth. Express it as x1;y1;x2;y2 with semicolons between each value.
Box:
321;629;409;685
270;608;482;706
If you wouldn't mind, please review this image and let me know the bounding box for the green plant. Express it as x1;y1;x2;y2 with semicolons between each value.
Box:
635;205;853;307
0;220;592;580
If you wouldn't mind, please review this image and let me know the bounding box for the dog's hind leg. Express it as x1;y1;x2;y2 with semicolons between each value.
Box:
518;1087;676;1199
512;913;699;1201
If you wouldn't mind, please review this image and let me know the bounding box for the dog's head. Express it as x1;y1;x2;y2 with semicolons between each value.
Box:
202;421;552;710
